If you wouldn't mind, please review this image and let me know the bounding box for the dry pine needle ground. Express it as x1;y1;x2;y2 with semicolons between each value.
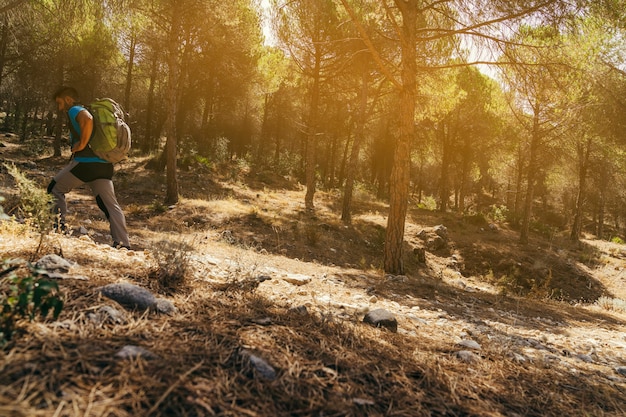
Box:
1;140;625;416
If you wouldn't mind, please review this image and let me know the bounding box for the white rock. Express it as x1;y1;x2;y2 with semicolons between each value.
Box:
282;273;312;286
457;340;482;350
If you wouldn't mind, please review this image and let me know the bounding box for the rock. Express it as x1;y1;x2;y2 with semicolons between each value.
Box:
282;273;312;286
457;340;481;350
100;283;156;311
615;366;626;377
455;350;479;363
289;305;308;315
78;226;89;235
241;350;277;380
575;354;593;363
35;254;73;273
363;309;397;332
508;352;528;363
89;305;127;325
433;225;448;239
154;298;177;315
115;345;157;360
427;235;446;251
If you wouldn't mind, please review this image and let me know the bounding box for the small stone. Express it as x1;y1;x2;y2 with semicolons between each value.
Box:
457;340;481;350
575;354;593;363
282;273;312;286
100;283;156;311
615;366;626;376
455;350;479;363
241;350;276;380
154;298;177;315
35;254;73;273
115;345;157;360
363;309;397;332
289;305;308;315
434;224;448;239
91;305;127;325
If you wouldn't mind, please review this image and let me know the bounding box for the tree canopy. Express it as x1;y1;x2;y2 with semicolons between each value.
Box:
2;0;625;273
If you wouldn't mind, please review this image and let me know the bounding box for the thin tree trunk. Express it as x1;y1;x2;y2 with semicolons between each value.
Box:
144;54;158;153
0;16;8;91
165;7;181;205
304;45;321;212
520;111;541;244
439;121;452;212
123;32;137;115
341;67;368;224
384;1;417;274
570;136;591;241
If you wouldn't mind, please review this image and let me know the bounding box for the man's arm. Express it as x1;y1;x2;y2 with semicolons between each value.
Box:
71;109;93;153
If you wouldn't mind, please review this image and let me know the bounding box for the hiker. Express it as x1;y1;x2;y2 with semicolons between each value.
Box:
47;86;131;249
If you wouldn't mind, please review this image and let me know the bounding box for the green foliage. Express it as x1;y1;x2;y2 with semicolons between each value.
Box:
4;163;55;236
416;196;437;211
610;236;624;244
489;205;509;223
0;260;64;347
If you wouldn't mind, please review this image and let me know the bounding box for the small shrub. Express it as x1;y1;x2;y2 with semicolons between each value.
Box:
4;164;56;255
305;224;319;246
149;239;193;293
596;296;626;313
1;260;64;347
416;195;437;211
489;205;509;223
149;199;168;214
610;236;624;245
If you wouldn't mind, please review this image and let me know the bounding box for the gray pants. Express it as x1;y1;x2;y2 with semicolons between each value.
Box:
48;160;130;247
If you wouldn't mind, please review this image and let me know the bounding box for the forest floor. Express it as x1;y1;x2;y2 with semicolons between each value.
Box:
1;134;626;416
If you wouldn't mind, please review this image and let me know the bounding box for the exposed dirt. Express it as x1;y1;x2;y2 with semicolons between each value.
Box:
1;134;626;416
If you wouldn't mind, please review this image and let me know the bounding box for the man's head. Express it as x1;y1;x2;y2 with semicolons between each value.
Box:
53;86;80;112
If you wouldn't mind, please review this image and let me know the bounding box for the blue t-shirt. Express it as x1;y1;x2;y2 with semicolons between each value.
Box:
68;105;108;163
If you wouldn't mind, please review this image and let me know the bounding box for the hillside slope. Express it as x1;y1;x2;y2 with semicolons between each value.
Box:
1;135;625;416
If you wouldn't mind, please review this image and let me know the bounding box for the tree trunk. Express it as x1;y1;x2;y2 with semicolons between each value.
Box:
256;92;271;168
458;136;472;213
123;32;136;115
570;136;591;241
304;45;321;212
341;67;369;224
144;54;158;153
165;6;181;205
439;120;452;212
384;1;417;275
520;111;541;244
0;16;8;91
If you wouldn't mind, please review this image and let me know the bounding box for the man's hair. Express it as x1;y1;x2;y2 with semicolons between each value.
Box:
53;86;80;101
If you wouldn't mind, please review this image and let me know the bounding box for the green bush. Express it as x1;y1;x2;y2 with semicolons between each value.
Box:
1;260;64;347
4;163;55;253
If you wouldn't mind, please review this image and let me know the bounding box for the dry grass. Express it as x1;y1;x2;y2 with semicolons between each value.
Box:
1;137;626;416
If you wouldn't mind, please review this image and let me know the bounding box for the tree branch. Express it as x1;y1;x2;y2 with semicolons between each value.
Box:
338;0;401;90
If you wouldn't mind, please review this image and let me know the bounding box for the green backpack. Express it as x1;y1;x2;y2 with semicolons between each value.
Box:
87;98;131;163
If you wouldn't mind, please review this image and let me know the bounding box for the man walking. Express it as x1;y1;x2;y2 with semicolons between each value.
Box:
48;86;130;249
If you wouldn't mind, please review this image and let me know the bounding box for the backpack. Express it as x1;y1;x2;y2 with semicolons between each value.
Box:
87;98;131;163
